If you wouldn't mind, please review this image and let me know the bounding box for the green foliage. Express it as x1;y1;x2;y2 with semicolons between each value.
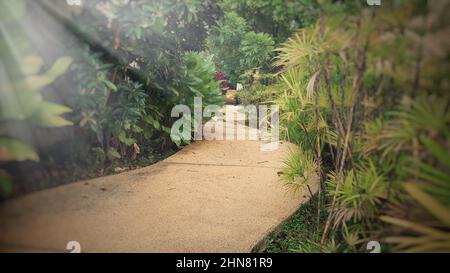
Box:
381;141;450;252
0;171;13;198
63;1;224;164
282;149;318;193
206;12;275;83
260;196;350;253
206;12;249;83
379;104;450;252
0;138;39;162
70;49;223;159
221;0;319;43
327;161;387;229
259;196;322;253
239;31;274;72
171;52;224;107
70;47;114;144
1;0;225;197
1;1;448;253
169;51;224;145
236;83;282;106
108;81;148;147
363;95;450;159
0;55;73;125
0;0;73;197
254;0;450;252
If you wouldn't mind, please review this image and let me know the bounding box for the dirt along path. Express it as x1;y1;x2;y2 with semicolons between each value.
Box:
0;106;318;252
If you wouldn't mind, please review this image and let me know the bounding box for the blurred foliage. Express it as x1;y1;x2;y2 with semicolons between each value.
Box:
244;0;450;252
0;0;73;197
64;0;224;161
0;0;224;197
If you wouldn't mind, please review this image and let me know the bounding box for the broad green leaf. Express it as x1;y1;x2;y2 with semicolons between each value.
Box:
0;137;39;162
33;114;73;127
173;138;182;147
100;79;118;92
39;101;72;115
143;128;153;139
420;136;450;169
403;183;450;227
161;126;172;134
22;55;44;76
117;131;136;146
0;91;42;120
19;57;73;92
30;102;73;127
380;215;448;238
107;147;121;160
92;147;106;162
143;115;160;129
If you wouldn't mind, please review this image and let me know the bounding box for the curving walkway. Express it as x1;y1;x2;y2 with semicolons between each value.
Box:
0;106;318;252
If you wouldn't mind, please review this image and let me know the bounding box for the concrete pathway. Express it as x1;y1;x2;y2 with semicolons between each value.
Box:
0;106;318;252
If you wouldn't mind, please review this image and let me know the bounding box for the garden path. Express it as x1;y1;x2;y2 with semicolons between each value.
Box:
0;106;318;252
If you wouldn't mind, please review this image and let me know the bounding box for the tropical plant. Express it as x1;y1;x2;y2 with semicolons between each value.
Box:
206;11;275;83
0;0;73;196
381;135;450;252
206;12;249;83
282;149;318;195
58;0;223;152
257;0;450;252
0;0;226;196
169;51;224;145
236;82;282;106
171;52;224;108
221;0;320;43
326;161;387;230
239;31;274;73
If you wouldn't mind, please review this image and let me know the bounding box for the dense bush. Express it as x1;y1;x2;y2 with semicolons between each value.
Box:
221;0;319;43
206;12;249;83
206;12;275;84
0;0;224;196
236;83;282;106
239;31;275;74
168;51;224;145
248;1;450;252
65;0;225;161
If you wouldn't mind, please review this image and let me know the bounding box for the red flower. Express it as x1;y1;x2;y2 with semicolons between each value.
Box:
215;71;226;81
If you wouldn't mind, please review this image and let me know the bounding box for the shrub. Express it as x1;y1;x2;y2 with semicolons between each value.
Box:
255;0;450;252
206;12;275;83
206;12;248;83
239;31;274;73
236;83;282;106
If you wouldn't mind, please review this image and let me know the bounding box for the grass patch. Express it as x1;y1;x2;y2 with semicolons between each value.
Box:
254;195;339;253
